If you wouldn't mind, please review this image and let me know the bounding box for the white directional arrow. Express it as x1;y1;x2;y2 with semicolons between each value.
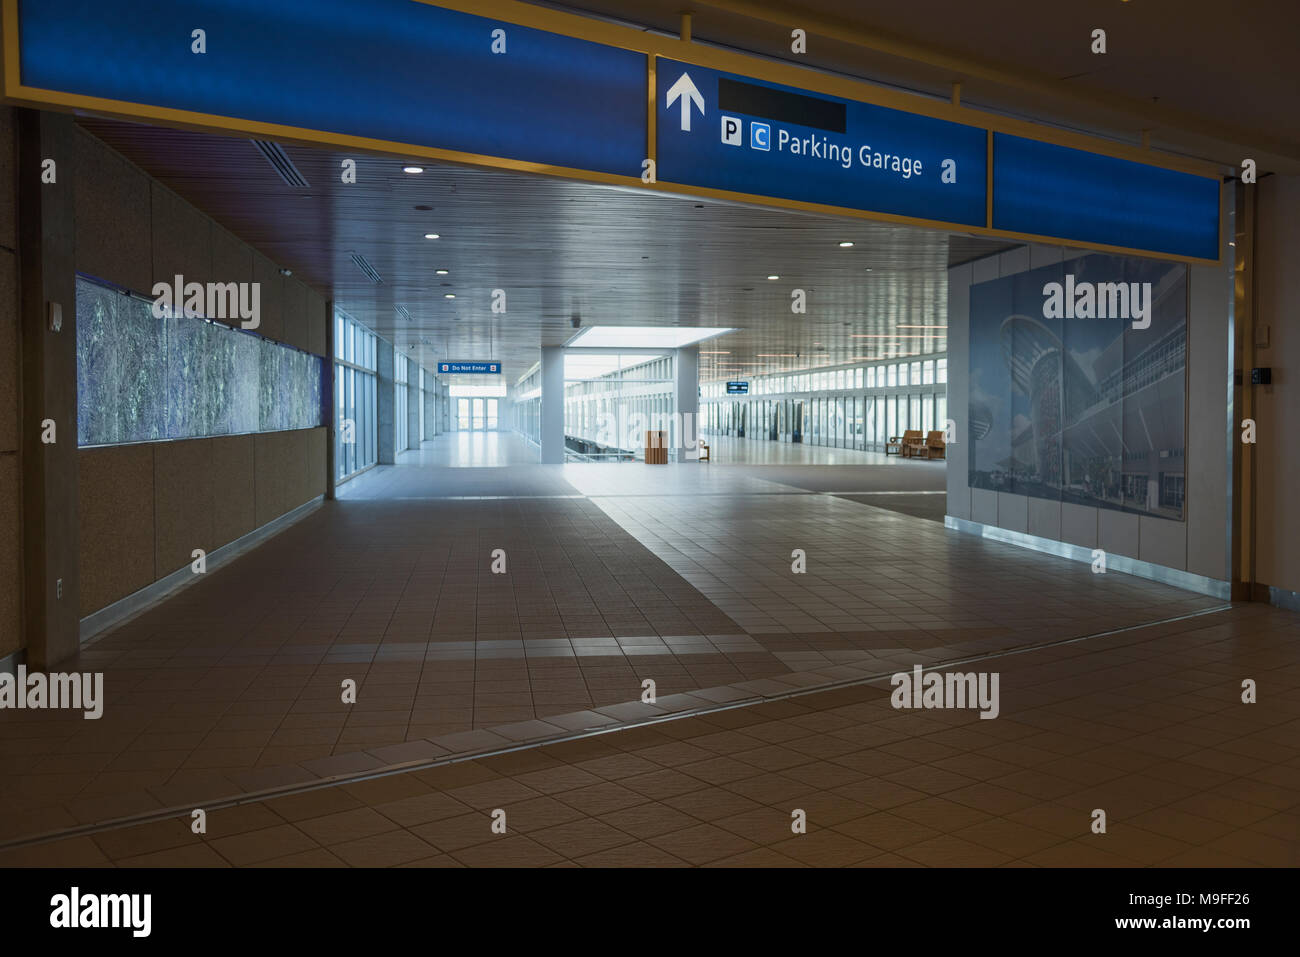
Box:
666;72;705;132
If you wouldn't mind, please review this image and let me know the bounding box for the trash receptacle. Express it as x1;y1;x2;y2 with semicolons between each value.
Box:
644;430;668;464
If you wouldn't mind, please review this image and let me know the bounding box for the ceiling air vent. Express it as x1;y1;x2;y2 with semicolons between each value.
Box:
350;252;383;284
250;140;310;187
395;305;412;322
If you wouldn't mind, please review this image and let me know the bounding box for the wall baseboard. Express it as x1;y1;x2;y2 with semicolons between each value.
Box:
1267;586;1300;613
0;648;24;676
944;515;1232;600
79;495;325;644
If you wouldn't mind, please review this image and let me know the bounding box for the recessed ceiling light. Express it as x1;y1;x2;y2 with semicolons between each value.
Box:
435;269;449;275
403;166;424;174
839;241;854;247
766;274;779;280
444;293;456;299
424;233;440;239
865;267;873;272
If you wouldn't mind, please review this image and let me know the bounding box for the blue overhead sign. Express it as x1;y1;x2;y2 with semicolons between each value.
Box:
16;0;646;176
992;134;1221;261
11;2;1219;261
656;59;988;227
726;381;749;394
439;362;500;374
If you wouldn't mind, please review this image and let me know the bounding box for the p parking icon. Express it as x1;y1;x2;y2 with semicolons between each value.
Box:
721;115;742;146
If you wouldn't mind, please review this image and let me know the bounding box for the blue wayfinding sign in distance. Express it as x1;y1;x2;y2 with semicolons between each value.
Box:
17;0;647;177
439;362;500;374
726;381;749;394
656;59;988;228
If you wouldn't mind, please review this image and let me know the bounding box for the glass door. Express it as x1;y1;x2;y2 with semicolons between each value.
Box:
457;398;471;430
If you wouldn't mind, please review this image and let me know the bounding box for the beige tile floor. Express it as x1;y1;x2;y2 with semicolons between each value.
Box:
3;601;1295;868
0;436;1240;848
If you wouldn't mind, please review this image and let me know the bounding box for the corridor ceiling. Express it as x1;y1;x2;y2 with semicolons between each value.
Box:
81;117;1014;382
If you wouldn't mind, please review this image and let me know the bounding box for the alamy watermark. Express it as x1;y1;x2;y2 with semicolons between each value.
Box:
0;666;103;719
589;409;702;453
1042;274;1151;329
891;665;999;719
151;274;260;330
50;887;150;937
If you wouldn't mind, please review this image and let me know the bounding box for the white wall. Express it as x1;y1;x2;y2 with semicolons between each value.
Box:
1256;175;1300;594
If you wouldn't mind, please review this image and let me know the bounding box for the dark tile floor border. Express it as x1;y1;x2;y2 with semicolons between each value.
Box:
0;603;1232;853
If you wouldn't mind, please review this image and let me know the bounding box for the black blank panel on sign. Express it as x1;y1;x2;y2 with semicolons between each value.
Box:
717;78;846;134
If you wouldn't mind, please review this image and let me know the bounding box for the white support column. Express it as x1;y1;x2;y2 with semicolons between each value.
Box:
376;338;395;464
541;346;565;464
675;346;700;460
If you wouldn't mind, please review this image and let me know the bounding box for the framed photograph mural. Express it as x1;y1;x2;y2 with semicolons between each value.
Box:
968;253;1187;521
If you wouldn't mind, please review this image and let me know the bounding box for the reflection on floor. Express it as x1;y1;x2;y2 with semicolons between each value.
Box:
702;434;907;466
834;492;947;523
392;431;541;469
0;431;1277;865
5;603;1296;867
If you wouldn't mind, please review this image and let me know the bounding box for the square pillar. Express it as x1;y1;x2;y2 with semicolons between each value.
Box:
540;345;565;464
18;110;80;666
323;302;336;499
406;372;419;451
376;337;395;464
675;346;700;460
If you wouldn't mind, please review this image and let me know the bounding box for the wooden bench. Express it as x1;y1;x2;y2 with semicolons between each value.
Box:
698;441;710;462
891;429;925;457
924;431;946;460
